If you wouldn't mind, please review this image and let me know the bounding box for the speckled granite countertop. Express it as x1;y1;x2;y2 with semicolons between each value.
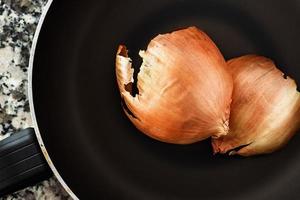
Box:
0;0;71;199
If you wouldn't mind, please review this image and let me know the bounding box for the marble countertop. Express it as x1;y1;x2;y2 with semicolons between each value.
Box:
0;0;71;199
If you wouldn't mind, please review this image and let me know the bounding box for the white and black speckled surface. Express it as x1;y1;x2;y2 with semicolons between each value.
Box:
0;0;71;199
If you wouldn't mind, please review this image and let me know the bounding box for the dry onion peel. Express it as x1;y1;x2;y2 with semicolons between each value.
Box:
212;55;300;156
116;27;233;144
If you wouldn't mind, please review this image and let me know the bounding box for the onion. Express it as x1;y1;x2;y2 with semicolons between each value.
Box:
116;27;233;144
212;55;300;156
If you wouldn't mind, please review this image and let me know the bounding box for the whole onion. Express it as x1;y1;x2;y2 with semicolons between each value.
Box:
116;27;233;144
212;55;300;156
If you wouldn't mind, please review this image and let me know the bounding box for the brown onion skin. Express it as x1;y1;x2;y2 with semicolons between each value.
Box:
116;27;233;144
212;55;300;156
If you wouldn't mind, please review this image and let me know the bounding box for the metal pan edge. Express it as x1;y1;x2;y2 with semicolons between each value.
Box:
28;0;79;199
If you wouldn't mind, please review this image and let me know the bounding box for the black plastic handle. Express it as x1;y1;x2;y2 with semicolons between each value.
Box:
0;128;52;196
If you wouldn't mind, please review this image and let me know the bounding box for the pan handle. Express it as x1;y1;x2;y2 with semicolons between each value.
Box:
0;128;52;196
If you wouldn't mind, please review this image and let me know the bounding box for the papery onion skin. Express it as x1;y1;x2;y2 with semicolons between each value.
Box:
212;55;300;156
116;27;233;144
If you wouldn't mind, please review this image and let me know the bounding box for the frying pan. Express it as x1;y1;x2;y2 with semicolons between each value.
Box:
1;0;300;199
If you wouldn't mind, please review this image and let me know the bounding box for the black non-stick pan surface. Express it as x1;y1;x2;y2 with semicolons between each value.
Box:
32;0;300;199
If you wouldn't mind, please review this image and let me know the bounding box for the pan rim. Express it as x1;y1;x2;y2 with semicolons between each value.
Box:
28;0;79;199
